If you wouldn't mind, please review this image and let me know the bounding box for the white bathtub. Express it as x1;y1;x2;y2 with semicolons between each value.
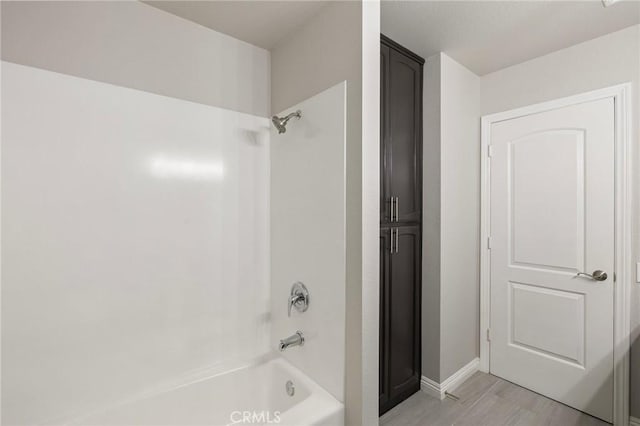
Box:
73;357;344;426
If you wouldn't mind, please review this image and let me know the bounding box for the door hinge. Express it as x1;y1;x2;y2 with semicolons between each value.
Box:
486;328;491;342
488;145;494;157
487;236;492;250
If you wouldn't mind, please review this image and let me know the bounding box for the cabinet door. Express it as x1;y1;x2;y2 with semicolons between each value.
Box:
379;227;391;410
388;49;422;224
380;44;392;223
388;225;421;406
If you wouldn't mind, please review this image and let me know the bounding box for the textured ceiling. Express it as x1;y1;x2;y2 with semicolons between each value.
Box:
382;0;640;75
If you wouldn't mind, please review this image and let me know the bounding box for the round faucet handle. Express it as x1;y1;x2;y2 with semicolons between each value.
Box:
288;282;309;317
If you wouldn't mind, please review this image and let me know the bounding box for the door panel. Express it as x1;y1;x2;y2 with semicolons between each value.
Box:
489;98;615;422
388;226;421;401
510;282;585;366
380;45;391;223
509;130;585;271
379;228;391;408
387;49;421;224
379;225;421;415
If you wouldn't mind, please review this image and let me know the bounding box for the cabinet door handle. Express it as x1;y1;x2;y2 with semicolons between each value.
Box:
390;197;395;222
394;197;399;222
390;228;395;254
395;227;399;253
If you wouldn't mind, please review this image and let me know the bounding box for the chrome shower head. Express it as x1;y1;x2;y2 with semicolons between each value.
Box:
271;110;301;134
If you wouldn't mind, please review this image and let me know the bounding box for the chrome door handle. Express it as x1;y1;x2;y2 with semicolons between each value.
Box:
576;270;608;281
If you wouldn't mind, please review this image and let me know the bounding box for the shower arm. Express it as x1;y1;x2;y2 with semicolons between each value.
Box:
285;110;301;119
281;110;301;125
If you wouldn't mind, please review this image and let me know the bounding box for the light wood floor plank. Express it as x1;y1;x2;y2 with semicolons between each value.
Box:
379;372;610;426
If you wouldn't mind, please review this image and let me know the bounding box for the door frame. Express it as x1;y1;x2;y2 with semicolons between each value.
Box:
479;84;632;426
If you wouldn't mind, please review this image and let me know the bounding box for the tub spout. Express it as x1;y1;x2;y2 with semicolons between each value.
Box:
279;331;304;351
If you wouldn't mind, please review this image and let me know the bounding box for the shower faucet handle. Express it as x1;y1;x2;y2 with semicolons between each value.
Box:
288;282;309;317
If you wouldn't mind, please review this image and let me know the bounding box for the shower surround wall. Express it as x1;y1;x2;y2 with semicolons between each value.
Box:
1;2;271;424
271;82;347;402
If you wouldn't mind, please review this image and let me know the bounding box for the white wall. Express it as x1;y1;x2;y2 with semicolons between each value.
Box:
422;54;442;381
1;62;270;425
271;82;346;402
1;3;272;424
1;1;270;116
271;2;380;424
480;24;640;416
360;3;382;425
481;25;639;116
439;55;481;380
421;53;480;382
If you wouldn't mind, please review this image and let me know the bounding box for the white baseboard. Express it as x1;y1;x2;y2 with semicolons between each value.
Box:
420;358;480;400
420;375;444;400
629;417;640;426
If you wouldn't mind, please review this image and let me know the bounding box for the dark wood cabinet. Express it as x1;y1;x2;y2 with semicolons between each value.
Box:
379;35;424;416
379;228;391;409
380;43;391;223
379;226;422;414
380;37;423;225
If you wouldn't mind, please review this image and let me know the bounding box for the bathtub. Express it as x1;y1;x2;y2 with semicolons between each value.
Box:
73;357;344;426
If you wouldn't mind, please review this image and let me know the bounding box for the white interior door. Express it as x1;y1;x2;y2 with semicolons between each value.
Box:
489;98;615;422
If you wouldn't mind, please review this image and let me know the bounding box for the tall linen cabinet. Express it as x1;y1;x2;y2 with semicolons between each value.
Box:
379;35;424;415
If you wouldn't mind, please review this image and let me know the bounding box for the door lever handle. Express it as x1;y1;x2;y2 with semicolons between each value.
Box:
576;270;608;281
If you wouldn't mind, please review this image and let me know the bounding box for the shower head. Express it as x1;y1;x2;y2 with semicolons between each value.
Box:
271;110;301;134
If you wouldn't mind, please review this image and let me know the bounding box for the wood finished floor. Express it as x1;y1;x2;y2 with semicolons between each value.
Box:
380;372;610;426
